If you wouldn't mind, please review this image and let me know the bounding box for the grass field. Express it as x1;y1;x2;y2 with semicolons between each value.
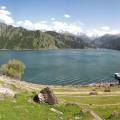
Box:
0;92;93;120
0;76;120;120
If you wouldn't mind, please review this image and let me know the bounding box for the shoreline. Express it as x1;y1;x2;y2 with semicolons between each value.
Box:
0;48;88;51
0;48;119;51
0;75;118;89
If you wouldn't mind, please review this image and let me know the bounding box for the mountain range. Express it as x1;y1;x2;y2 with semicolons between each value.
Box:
0;22;120;50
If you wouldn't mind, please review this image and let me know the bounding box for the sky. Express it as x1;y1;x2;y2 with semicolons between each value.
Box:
0;0;120;36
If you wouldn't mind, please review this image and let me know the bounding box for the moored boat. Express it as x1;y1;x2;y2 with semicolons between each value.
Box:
115;73;120;84
115;73;120;80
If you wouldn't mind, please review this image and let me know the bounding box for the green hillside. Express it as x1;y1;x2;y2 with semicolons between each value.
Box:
0;23;88;50
0;23;65;49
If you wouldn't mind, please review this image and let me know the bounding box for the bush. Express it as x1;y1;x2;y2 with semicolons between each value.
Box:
104;87;111;92
0;59;26;79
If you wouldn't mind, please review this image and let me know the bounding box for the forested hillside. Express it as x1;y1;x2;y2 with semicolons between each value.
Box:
1;22;120;50
0;23;65;49
46;31;88;48
0;23;87;49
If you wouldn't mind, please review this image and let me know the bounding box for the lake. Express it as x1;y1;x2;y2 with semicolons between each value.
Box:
0;49;120;85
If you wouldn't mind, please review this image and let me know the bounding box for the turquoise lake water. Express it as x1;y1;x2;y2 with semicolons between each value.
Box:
0;49;120;85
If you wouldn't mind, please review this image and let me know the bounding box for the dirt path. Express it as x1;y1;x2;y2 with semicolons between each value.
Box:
90;110;103;120
55;91;120;96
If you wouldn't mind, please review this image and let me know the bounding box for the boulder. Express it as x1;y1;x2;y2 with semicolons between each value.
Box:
0;87;15;97
38;93;45;102
107;111;120;119
89;89;97;95
80;108;89;114
33;93;45;103
33;87;58;105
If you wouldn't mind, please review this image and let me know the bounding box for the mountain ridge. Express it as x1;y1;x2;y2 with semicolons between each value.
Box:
0;22;88;49
0;22;120;50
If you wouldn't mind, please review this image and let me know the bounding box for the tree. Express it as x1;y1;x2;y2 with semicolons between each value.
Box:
0;59;26;79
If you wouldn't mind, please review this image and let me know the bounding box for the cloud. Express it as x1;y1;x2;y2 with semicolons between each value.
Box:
16;20;83;34
16;21;23;25
64;14;71;18
52;21;67;32
41;21;47;24
23;20;33;29
68;24;82;34
16;20;51;31
0;6;120;36
17;20;34;30
101;26;110;31
1;6;6;10
51;21;82;34
86;27;119;37
51;17;55;21
0;6;14;24
34;22;51;31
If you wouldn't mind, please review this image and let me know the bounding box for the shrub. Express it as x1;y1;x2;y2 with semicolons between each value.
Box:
0;59;26;79
104;87;111;92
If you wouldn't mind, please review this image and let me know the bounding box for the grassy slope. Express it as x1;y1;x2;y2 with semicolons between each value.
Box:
0;76;120;120
0;93;92;120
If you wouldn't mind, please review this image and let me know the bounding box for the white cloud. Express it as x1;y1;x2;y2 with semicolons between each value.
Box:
110;30;119;34
86;27;119;37
16;20;51;31
16;21;23;26
1;6;6;10
51;17;55;21
16;20;34;30
0;6;120;36
34;22;51;31
41;21;47;24
64;14;71;18
50;21;82;34
101;26;110;31
13;19;120;36
68;24;82;34
0;6;14;24
19;20;83;34
0;9;11;15
23;20;33;29
52;21;67;32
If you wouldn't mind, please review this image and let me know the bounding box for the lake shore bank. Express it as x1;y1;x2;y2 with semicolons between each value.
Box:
0;75;118;92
